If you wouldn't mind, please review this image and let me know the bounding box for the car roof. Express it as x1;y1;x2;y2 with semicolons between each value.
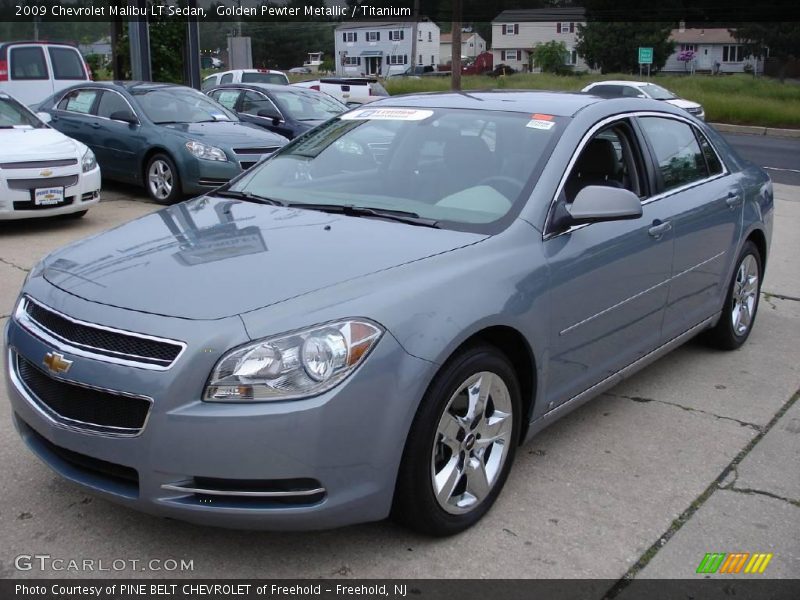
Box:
61;81;191;93
370;90;604;117
586;80;652;88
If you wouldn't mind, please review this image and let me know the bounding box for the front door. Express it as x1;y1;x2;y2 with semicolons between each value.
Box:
91;90;144;182
543;119;676;406
366;56;382;76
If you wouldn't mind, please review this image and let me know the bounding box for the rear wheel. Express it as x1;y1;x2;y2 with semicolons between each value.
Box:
145;154;181;205
705;241;762;350
393;344;521;536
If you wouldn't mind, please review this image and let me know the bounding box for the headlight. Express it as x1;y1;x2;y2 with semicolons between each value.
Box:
81;148;96;173
186;140;228;162
204;319;383;402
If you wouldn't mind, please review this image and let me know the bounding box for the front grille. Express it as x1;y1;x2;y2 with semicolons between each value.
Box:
13;196;75;210
15;354;151;434
198;177;230;187
23;297;183;368
17;418;139;497
0;158;78;169
7;174;79;190
233;147;279;155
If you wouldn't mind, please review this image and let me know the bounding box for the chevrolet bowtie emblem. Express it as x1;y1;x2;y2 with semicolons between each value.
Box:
43;352;72;375
40;169;53;177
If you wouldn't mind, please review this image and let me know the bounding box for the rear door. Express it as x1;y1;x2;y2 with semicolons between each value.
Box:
50;87;101;147
6;44;53;106
636;115;743;340
46;46;89;98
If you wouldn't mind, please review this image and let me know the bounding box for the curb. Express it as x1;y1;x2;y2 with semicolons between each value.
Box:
712;122;800;139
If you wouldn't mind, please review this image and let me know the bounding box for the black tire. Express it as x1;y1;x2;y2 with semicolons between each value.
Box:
392;344;522;536
704;241;762;350
144;153;181;205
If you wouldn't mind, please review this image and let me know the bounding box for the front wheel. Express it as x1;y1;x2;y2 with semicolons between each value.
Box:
392;344;521;536
145;154;181;205
705;241;762;350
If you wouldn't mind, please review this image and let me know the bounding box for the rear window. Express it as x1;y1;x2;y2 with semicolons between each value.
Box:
48;47;87;80
242;72;289;85
10;47;48;80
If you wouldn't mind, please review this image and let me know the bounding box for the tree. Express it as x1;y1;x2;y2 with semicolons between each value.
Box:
732;23;800;82
576;22;674;74
532;40;569;74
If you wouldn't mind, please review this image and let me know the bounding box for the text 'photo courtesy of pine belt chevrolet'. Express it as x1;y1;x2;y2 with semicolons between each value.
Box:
3;90;773;536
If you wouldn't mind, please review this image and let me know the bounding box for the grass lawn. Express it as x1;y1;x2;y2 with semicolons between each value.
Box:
384;73;800;129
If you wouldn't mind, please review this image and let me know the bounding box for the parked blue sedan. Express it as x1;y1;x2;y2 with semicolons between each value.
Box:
37;82;288;203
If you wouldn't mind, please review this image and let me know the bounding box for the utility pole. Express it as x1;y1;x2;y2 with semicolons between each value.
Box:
410;0;419;74
451;0;462;91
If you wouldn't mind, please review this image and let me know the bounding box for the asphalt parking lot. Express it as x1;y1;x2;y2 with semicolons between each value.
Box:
0;180;798;584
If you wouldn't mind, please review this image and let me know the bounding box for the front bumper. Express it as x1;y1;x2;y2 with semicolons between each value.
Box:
3;283;435;530
0;165;101;220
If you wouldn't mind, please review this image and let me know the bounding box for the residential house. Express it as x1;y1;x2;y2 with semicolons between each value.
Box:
334;20;440;77
491;8;593;73
664;27;763;74
440;31;487;65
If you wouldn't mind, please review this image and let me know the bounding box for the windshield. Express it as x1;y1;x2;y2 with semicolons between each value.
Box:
242;72;289;85
641;84;676;100
133;87;238;124
0;96;45;128
229;106;564;231
271;90;346;121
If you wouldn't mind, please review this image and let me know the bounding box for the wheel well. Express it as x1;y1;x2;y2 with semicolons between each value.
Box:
456;326;537;443
141;148;173;184
747;229;768;271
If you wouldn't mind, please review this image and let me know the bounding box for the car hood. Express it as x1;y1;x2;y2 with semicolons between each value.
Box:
0;128;81;160
665;98;702;110
42;196;486;320
160;121;287;146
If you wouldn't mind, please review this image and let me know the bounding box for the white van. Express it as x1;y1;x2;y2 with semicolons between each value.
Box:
0;42;91;107
202;69;289;90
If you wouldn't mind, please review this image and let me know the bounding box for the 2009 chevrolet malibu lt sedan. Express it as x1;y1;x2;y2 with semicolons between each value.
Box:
4;91;772;535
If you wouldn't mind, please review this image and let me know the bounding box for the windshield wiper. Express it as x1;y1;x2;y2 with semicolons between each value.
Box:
215;189;286;206
287;203;439;228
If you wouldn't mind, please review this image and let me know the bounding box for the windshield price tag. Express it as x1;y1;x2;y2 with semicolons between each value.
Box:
527;119;555;130
341;108;433;121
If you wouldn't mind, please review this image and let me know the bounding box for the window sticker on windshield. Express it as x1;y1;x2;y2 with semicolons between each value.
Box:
341;108;433;121
527;117;555;130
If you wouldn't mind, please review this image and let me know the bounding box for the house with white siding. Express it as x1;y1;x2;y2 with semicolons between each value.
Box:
663;27;763;74
440;31;487;65
491;8;594;73
334;20;440;77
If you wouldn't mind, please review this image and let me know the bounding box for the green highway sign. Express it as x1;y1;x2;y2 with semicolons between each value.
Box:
638;47;653;64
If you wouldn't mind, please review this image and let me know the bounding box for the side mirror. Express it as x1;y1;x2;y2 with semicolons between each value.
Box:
566;186;643;224
36;111;52;124
257;108;281;123
109;110;138;124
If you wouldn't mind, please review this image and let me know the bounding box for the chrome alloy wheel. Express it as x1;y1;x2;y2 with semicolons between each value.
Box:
731;254;759;336
431;371;514;514
148;159;174;201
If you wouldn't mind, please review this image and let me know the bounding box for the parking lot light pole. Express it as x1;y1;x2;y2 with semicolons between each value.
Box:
128;0;152;82
184;0;202;89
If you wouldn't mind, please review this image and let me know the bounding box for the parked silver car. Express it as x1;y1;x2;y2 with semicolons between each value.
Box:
4;92;772;535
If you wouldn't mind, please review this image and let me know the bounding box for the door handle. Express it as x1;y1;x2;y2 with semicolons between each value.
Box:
725;192;743;209
90;122;101;129
648;220;672;239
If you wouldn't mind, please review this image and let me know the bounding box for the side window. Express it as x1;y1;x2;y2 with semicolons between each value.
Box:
639;117;708;191
10;47;48;80
564;123;644;203
211;90;241;111
201;76;216;90
622;86;644;98
96;91;131;119
695;129;724;176
220;73;234;84
241;91;279;118
48;47;86;80
58;89;98;114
